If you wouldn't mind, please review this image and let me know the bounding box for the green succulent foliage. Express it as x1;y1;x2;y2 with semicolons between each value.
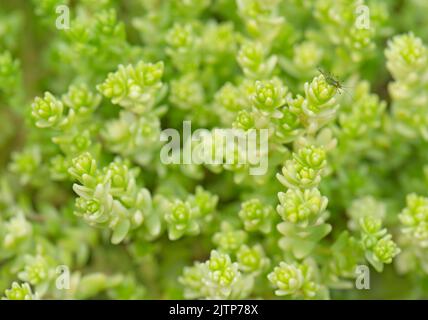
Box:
102;111;162;166
2;0;428;301
239;198;273;233
213;222;248;253
165;186;218;241
251;78;289;113
386;33;428;140
359;216;400;272
3;282;38;300
69;153;154;244
165;200;200;240
237;244;270;274
268;261;320;299
169;73;205;111
62;84;102;118
237;41;277;79
0;51;21;102
2;213;32;250
31;92;65;128
97;60;165;114
179;250;251;299
345;197;400;272
399;194;428;246
277;146;327;189
277;188;328;226
166;23;201;72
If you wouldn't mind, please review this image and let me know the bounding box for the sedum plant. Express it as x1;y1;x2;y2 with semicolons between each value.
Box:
1;0;428;301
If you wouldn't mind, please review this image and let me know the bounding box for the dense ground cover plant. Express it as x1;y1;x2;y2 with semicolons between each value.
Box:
1;0;428;300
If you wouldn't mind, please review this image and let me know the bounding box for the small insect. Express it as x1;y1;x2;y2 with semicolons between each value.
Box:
317;67;343;91
275;68;352;111
317;67;351;97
